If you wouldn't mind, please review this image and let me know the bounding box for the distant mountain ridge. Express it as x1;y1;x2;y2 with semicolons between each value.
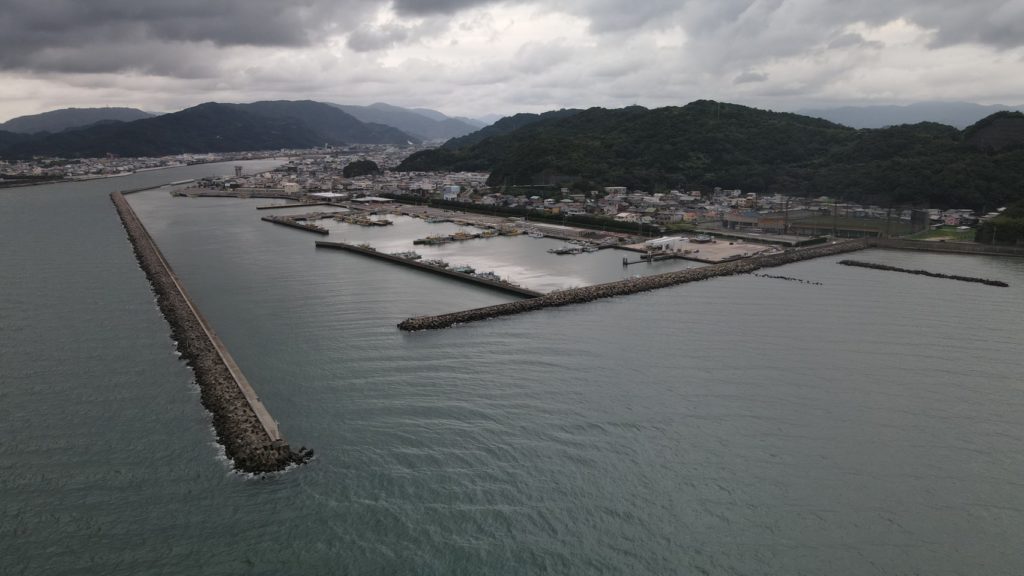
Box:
0;107;156;134
398;100;1024;210
798;102;1023;130
0;100;416;159
330;102;480;141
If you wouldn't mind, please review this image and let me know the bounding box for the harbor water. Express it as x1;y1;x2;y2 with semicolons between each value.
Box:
3;165;1024;575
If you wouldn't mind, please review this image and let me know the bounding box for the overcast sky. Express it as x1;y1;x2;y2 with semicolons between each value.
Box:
0;0;1022;121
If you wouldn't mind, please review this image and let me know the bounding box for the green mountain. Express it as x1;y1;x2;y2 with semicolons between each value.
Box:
0;101;415;159
0;130;32;150
397;101;1024;210
0;107;156;134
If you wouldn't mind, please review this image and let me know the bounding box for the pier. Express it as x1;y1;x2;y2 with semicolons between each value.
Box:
113;191;309;473
315;240;544;298
398;240;869;331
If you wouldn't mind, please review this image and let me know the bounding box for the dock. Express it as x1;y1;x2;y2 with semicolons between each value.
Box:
315;240;543;298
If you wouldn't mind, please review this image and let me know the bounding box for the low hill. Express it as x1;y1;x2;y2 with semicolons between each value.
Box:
0;107;155;134
963;111;1024;152
331;102;478;141
397;101;1024;210
0;101;415;159
441;109;582;150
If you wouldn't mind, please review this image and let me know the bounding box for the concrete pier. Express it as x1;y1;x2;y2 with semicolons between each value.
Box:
112;191;309;473
398;240;869;331
315;240;544;298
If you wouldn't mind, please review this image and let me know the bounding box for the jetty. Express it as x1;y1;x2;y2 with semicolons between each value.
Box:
113;191;310;473
398;240;869;331
315;240;543;298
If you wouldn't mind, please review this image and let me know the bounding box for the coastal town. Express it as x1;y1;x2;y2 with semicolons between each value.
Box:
4;145;1006;243
178;147;998;242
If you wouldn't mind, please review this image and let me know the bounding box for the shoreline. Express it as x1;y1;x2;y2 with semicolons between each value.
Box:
111;190;309;473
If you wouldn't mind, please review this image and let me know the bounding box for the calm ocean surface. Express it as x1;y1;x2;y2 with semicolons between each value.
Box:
2;163;1024;575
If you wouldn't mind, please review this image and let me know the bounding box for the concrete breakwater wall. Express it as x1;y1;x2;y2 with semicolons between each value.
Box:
399;240;869;331
112;192;310;473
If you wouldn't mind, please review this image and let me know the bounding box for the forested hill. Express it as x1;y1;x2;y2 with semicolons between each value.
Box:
0;101;416;159
398;101;1024;210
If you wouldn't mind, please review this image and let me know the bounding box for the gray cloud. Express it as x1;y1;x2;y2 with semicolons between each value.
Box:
828;33;882;50
1;0;1023;121
734;71;768;84
0;0;376;72
391;0;500;16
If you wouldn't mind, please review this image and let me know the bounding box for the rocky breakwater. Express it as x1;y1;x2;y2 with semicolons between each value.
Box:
112;192;311;473
399;240;869;331
839;259;1009;287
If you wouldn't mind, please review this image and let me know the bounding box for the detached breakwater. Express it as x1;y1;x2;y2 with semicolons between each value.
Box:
839;259;1009;287
112;191;310;473
399;240;868;331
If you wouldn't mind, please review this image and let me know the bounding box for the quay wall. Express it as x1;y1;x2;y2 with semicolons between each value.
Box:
112;191;309;473
398;240;869;331
316;241;544;298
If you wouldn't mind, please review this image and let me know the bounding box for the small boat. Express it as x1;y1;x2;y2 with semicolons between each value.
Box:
692;234;714;243
548;246;583;255
527;230;545;238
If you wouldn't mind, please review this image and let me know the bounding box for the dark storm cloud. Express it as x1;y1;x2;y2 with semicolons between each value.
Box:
0;0;375;72
0;0;1021;77
390;0;499;16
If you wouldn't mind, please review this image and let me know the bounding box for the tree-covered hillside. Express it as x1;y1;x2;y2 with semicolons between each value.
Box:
398;101;1024;210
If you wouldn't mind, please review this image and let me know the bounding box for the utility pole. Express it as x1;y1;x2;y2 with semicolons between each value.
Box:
832;198;839;238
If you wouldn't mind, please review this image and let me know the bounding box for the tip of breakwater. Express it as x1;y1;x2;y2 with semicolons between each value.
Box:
111;191;309;474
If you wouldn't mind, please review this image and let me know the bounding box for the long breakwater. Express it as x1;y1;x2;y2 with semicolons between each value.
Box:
398;240;869;331
112;191;310;473
839;259;1009;287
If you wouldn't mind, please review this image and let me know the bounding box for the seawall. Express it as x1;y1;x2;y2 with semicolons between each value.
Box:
398;240;869;331
112;191;310;473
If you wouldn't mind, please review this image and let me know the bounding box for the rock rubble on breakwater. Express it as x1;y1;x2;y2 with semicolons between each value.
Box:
112;192;311;473
838;259;1009;287
399;240;869;331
